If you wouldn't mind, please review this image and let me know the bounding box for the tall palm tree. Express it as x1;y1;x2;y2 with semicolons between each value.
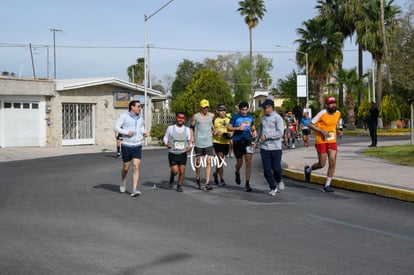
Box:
316;0;352;108
296;16;343;110
237;0;266;107
355;0;401;102
331;68;363;130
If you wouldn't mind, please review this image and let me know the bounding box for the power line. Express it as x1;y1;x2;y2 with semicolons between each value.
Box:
0;42;360;53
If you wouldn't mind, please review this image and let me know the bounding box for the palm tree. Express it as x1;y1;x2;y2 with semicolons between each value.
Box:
355;0;401;103
237;0;266;108
331;68;363;130
316;0;352;108
296;16;343;110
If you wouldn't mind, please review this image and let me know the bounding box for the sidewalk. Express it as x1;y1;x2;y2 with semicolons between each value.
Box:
281;139;414;202
1;140;413;202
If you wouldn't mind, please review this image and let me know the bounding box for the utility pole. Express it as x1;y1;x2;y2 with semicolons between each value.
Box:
50;29;62;79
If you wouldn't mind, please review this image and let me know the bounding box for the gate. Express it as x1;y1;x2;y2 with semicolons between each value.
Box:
62;103;94;145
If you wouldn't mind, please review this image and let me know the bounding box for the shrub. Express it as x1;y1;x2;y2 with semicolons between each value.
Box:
150;124;168;145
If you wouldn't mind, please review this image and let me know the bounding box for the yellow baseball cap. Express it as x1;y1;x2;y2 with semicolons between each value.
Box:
200;99;210;108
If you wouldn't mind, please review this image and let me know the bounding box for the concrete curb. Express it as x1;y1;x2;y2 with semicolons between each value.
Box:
282;168;414;202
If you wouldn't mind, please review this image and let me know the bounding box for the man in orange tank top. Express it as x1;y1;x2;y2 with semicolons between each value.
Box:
304;97;343;192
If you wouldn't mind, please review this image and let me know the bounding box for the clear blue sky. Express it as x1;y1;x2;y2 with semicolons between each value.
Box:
0;0;409;88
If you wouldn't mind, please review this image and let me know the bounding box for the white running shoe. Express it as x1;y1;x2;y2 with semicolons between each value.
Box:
291;143;295;149
119;183;126;193
278;181;285;191
130;190;141;197
268;188;277;196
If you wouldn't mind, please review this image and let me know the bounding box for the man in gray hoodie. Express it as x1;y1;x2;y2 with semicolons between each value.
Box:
254;99;285;196
114;100;148;197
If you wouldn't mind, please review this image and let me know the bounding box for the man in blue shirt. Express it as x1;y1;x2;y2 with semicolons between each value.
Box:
227;101;257;192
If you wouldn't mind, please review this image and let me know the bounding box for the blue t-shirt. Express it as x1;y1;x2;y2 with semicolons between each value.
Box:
300;117;312;128
230;113;254;141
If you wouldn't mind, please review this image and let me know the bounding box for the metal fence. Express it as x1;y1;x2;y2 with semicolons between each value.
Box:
152;111;176;126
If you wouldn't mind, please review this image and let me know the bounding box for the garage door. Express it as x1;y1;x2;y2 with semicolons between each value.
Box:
1;101;44;147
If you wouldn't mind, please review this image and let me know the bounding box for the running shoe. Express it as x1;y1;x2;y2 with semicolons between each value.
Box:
203;184;213;191
323;185;335;193
278;181;285;191
196;179;201;190
213;172;219;185
177;185;183;192
304;165;311;182
168;177;174;189
235;171;241;185
130;190;141;197
119;183;126;193
244;184;252;192
268;189;277;196
219;179;226;186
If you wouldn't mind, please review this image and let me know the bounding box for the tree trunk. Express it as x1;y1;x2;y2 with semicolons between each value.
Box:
317;78;325;111
381;0;393;88
338;62;344;108
376;59;383;103
249;27;254;109
358;44;363;106
345;93;355;130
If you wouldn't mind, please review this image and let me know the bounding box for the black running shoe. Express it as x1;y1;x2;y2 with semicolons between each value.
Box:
177;185;183;192
235;172;241;185
244;184;252;192
219;179;226;186
168;177;174;189
304;165;311;182
196;179;201;190
213;172;219;185
203;184;213;191
323;185;334;193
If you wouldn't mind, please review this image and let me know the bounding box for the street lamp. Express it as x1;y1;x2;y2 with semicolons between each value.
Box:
275;45;309;108
144;0;174;146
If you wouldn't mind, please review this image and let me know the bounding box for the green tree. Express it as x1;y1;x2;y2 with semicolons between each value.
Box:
379;94;400;125
355;0;401;103
316;0;352;108
389;5;414;110
331;68;363;129
170;69;234;116
127;58;144;84
171;59;205;100
237;0;267;106
296;16;343;110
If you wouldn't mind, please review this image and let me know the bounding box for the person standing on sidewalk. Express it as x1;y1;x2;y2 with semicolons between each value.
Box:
114;100;148;197
227;101;257;192
212;105;231;186
254;99;285;196
163;112;193;192
366;101;379;147
190;99;216;191
304;96;343;192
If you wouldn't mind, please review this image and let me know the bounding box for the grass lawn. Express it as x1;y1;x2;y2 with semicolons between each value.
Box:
362;145;414;166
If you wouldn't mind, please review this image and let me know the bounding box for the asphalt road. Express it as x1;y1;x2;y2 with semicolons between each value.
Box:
0;145;413;275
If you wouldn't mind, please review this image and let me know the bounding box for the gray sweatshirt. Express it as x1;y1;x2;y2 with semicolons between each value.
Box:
256;111;284;151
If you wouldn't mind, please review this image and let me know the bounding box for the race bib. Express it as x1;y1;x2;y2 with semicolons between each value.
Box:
326;132;335;141
246;145;254;154
173;140;186;151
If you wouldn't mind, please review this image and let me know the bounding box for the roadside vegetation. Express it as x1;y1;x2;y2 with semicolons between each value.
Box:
362;145;414;166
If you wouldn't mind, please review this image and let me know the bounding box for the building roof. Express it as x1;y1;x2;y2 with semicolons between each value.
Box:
55;77;166;97
253;90;270;98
